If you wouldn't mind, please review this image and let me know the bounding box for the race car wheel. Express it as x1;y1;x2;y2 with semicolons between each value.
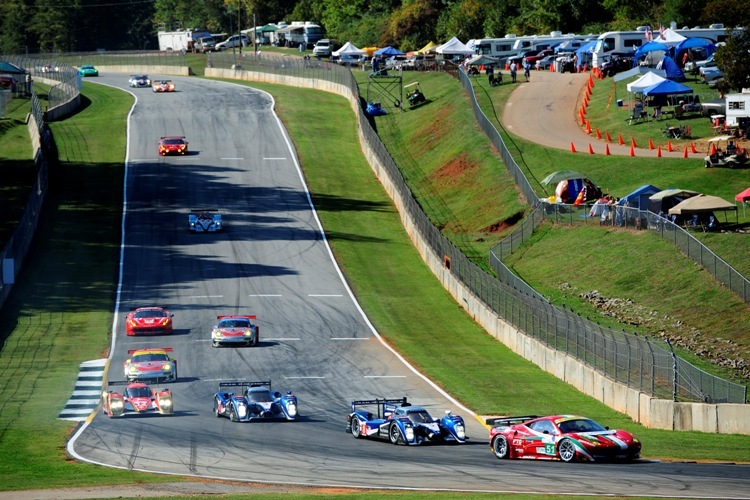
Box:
389;423;402;445
492;435;510;459
229;405;238;422
213;399;221;418
350;418;362;438
558;438;577;463
705;160;712;168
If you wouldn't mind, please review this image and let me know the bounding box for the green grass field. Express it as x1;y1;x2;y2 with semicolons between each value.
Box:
0;69;749;498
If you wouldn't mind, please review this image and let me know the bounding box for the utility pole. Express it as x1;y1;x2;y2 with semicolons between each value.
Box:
253;13;257;61
237;0;242;56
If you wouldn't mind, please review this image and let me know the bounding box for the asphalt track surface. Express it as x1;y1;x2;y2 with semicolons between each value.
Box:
61;74;750;498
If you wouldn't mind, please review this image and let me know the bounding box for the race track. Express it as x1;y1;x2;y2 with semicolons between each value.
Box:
68;74;750;497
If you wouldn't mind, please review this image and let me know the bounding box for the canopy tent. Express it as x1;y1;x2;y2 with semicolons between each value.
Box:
361;46;379;57
333;42;366;57
575;41;597;67
634;41;669;60
464;54;500;67
626;71;667;93
374;46;405;56
653;28;687;46
735;187;750;215
417;41;438;55
0;61;27;74
436;37;474;55
618;184;661;210
642;78;692;96
675;37;716;60
668;194;737;215
541;170;587;186
648;188;699;214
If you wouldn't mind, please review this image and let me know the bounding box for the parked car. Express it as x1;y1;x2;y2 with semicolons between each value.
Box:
535;55;557;71
216;34;249;51
701;98;726;117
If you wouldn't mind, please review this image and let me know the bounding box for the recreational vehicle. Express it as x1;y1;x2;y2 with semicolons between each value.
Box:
474;32;582;62
591;24;732;68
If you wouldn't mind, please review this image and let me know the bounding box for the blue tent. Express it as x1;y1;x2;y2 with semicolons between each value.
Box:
643;78;692;96
0;61;27;74
659;56;686;81
618;184;661;210
374;46;405;56
634;41;669;60
575;41;596;66
675;38;716;60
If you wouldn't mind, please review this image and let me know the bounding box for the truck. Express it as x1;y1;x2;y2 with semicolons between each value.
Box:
157;29;213;53
312;39;336;57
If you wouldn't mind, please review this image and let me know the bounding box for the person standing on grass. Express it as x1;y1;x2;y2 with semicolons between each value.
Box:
510;61;517;83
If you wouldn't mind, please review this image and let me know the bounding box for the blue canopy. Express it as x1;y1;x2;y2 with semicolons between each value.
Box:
660;55;685;81
643;78;692;96
675;38;716;58
0;61;27;74
618;184;661;210
634;41;669;60
575;41;596;65
374;46;405;56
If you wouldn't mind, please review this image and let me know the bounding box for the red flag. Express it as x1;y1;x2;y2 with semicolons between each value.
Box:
573;187;586;206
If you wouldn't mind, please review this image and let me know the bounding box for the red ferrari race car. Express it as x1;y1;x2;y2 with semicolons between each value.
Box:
152;79;175;92
158;136;188;156
124;347;177;382
125;306;174;336
101;380;174;417
488;415;641;463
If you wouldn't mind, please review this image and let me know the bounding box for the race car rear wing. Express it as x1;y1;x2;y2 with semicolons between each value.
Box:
129;306;169;311
127;347;174;355
219;380;271;389
485;415;538;426
191;208;219;213
217;315;257;320
351;398;409;417
107;380;165;387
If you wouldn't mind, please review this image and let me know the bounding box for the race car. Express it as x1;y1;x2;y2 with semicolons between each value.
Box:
79;64;98;76
125;306;174;336
213;380;298;422
123;347;177;382
158;136;188;156
152;79;175;92
211;315;259;347
101;380;174;417
189;209;223;233
347;398;466;445
128;74;151;87
488;415;641;463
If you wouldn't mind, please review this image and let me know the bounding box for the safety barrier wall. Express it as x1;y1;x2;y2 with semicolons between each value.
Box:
207;54;750;432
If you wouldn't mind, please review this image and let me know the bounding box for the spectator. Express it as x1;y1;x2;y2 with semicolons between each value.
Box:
523;60;531;82
510;61;517;83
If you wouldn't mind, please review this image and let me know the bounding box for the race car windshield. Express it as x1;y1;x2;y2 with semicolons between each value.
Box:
406;410;434;424
246;390;273;402
220;319;249;328
558;419;607;434
163;139;184;145
132;353;169;362
134;310;166;318
126;387;151;398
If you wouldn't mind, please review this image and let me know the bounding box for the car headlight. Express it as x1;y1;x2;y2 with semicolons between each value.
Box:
455;423;465;439
110;400;123;409
287;402;297;417
214;330;223;339
243;331;253;337
405;426;415;441
128;365;137;374
162;363;172;371
160;397;172;407
237;404;247;418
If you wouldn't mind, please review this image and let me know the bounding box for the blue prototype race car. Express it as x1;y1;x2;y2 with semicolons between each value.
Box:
189;209;223;233
128;74;151;87
213;380;298;422
347;398;466;445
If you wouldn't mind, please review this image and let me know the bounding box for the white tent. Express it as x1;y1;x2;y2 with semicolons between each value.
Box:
626;71;667;93
333;42;366;57
653;28;686;47
436;37;474;55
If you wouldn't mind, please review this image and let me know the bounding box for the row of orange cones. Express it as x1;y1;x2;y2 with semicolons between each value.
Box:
571;141;699;157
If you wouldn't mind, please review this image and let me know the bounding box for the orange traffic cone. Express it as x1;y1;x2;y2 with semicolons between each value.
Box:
629;144;636;156
580;111;586;125
596;129;602;139
585;120;592;134
588;143;595;154
605;131;612;142
648;138;655;150
588;74;594;87
657;146;662;157
710;143;717;155
505;61;510;70
683;147;689;159
691;142;697;153
631;137;637;148
605;144;611;155
583;64;587;73
618;133;624;145
667;140;674;152
571;142;577;153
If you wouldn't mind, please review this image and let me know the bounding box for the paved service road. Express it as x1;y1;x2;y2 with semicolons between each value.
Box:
67;74;750;497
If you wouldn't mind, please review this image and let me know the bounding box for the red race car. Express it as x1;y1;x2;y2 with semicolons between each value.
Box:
101;380;174;417
125;306;173;336
488;415;641;463
158;136;188;156
124;347;177;382
152;79;175;92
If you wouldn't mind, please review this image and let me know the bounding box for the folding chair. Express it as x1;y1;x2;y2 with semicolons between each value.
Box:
651;107;663;121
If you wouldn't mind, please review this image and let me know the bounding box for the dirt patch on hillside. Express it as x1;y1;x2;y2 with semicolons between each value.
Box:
482;211;525;234
431;152;474;186
410;103;454;156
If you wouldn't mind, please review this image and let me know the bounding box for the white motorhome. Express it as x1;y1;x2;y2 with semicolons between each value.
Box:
726;91;750;128
474;32;581;61
591;24;733;68
157;29;212;52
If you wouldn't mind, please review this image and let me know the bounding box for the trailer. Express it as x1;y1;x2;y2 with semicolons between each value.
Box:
158;29;213;53
726;91;750;130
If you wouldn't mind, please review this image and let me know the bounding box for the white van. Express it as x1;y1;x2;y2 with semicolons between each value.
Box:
216;34;250;51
